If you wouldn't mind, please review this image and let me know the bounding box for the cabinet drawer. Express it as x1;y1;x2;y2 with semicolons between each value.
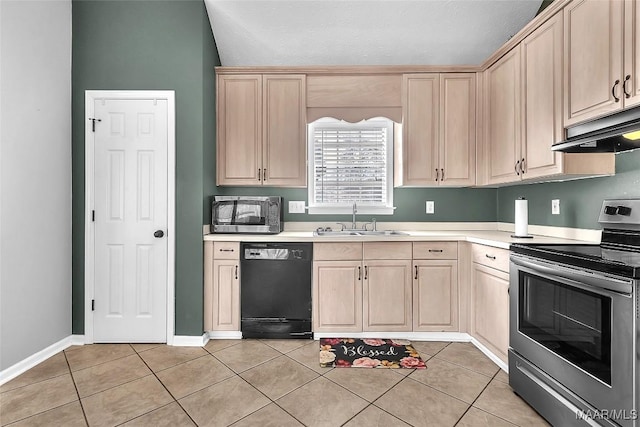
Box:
314;242;362;261
213;242;240;259
472;244;509;272
413;242;458;260
363;242;412;260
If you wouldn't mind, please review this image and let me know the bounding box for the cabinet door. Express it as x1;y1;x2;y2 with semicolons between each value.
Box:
211;259;240;331
263;75;307;187
521;13;564;179
401;74;439;186
624;0;640;107
413;260;458;332
564;0;624;126
313;261;362;332
471;263;509;363
485;47;522;185
363;260;412;332
439;74;476;186
216;75;263;185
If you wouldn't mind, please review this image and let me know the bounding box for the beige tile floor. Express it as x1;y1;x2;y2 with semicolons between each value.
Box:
0;340;549;427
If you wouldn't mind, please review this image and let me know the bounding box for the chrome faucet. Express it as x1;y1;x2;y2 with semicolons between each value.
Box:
352;202;357;230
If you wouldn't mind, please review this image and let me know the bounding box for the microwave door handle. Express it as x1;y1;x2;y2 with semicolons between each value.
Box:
510;255;633;295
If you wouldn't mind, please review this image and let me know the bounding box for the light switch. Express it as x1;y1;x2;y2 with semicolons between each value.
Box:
289;201;307;214
552;199;560;215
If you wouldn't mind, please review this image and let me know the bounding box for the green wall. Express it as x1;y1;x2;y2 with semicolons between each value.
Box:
72;0;220;335
215;187;498;223
76;0;626;338
497;149;640;230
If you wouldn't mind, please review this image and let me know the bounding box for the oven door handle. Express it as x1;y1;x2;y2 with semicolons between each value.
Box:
510;255;633;295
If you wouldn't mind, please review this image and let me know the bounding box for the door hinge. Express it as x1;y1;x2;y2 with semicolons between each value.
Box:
88;118;102;132
91;299;95;311
92;210;95;222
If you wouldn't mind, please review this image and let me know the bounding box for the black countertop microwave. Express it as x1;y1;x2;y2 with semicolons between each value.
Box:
211;196;283;234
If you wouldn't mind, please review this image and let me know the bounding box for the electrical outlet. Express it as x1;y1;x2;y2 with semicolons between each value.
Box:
552;199;560;215
426;201;435;214
289;201;306;214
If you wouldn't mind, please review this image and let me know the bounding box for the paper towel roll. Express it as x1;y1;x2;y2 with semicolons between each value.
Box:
514;198;529;237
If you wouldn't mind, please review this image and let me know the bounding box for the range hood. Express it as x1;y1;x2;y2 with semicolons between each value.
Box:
552;106;640;153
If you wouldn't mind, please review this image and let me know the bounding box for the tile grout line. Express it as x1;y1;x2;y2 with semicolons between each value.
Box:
66;350;161;400
66;347;139;376
62;349;91;427
452;367;511;426
0;371;70;395
131;351;201;426
329;341;455;426
178;344;296;426
218;342;336;426
230;374;309;427
367;373;423;426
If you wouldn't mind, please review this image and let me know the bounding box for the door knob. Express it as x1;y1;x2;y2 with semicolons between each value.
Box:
154;230;164;238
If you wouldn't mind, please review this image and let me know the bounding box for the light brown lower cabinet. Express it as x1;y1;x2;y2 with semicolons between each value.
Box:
363;259;412;332
204;242;240;331
312;242;413;332
413;260;459;331
312;260;363;332
470;253;510;363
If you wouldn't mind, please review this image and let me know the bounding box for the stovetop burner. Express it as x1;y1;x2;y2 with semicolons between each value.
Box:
510;199;640;279
510;243;640;278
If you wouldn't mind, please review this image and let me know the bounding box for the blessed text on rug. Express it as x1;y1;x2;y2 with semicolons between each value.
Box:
319;338;427;369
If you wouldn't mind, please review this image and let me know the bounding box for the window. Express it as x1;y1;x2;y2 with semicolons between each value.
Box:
307;117;394;215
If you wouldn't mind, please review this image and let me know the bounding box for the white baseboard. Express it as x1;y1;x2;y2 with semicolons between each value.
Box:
71;335;86;346
172;334;208;347
207;331;242;339
313;331;471;341
0;336;75;386
469;337;508;372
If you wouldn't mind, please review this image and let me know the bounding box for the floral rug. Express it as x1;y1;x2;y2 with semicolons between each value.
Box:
319;338;426;369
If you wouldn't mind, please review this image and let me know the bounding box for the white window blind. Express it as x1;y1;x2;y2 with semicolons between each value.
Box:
308;118;394;214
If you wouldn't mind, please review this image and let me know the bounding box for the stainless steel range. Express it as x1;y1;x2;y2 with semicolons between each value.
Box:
509;199;640;427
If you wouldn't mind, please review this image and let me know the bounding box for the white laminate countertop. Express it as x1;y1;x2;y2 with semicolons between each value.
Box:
203;229;595;250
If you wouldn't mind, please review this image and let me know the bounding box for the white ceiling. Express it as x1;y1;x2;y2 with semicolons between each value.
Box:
204;0;544;66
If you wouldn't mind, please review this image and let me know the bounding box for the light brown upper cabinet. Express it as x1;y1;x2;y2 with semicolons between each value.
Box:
624;0;640;108
216;74;307;187
481;11;615;185
400;73;476;187
521;13;565;179
483;47;522;185
564;0;625;125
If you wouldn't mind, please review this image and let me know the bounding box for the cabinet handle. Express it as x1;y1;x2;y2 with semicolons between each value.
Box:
515;160;520;176
258;168;261;181
364;266;368;280
428;249;443;253
263;168;267;181
435;168;439;181
219;248;235;252
485;254;496;260
358;266;361;280
612;79;621;102
520;158;526;175
414;265;418;280
441;168;444;181
624;75;632;99
235;265;238;279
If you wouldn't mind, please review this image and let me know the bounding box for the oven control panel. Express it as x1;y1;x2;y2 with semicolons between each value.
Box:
599;199;640;227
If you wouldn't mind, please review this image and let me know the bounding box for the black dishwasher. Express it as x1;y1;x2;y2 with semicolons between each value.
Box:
240;242;313;339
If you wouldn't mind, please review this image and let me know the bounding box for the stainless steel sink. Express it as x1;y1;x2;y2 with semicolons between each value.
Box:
313;229;409;237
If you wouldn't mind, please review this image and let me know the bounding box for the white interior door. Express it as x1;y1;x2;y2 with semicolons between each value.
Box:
93;98;168;342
